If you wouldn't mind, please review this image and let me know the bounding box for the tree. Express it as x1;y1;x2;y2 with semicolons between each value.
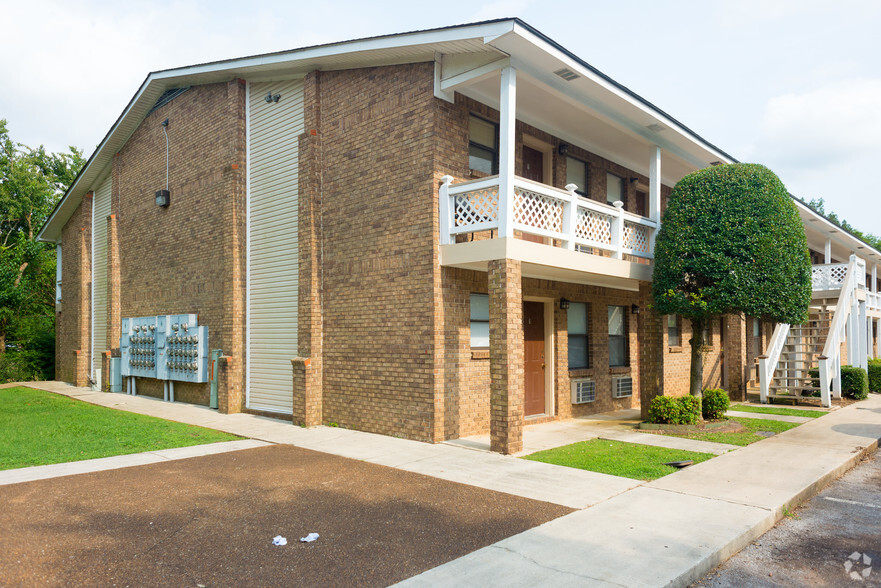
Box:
652;163;812;398
0;119;84;379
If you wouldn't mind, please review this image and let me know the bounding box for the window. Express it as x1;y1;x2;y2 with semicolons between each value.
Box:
55;243;62;303
567;302;590;369
702;322;711;346
608;305;628;367
470;293;489;348
566;156;589;196
606;172;624;205
667;315;680;347
469;116;498;175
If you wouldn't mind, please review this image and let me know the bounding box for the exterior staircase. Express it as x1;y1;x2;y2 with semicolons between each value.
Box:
766;308;831;399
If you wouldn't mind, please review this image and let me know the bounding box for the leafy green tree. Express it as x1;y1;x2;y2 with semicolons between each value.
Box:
652;163;811;398
0;119;84;379
803;197;881;252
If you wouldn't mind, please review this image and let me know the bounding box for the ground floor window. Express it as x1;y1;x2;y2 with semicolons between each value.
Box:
470;293;489;348
568;302;590;369
608;305;628;367
666;314;680;346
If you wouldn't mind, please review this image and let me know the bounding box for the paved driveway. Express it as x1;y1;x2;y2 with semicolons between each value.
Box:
0;444;572;587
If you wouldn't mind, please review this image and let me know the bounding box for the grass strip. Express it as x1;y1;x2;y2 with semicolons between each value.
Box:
728;404;825;418
662;416;800;446
0;387;240;470
522;438;715;481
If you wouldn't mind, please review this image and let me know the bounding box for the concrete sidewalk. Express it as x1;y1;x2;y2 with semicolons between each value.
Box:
7;382;881;586
399;395;881;587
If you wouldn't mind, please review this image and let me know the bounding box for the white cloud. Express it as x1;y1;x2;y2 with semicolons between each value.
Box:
757;79;881;169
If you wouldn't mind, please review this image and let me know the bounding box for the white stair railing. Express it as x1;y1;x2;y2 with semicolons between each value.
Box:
817;255;861;408
759;322;791;404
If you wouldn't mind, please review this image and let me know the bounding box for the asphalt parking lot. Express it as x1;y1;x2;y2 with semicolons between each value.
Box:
0;444;572;587
695;449;881;587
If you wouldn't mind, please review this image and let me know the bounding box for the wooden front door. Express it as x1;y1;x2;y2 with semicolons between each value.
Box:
524;301;546;416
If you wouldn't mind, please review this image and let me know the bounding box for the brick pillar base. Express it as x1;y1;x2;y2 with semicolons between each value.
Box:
489;259;524;455
292;357;322;426
725;314;748;401
638;282;663;420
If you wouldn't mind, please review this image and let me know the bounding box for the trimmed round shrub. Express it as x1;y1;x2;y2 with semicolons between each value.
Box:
841;365;869;400
702;388;730;420
868;359;881;393
648;396;681;425
647;395;701;425
678;395;701;425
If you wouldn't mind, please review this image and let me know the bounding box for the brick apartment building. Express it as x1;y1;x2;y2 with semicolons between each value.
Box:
38;19;881;453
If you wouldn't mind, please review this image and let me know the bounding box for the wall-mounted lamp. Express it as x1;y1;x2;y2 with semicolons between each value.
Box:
558;143;569;156
631;304;640;315
155;189;170;207
264;92;281;103
157;118;170;208
629;177;639;185
560;297;570;310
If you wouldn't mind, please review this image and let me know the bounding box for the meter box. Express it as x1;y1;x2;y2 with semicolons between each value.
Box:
121;314;209;383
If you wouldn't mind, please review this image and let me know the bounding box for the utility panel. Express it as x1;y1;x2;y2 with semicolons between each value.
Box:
121;314;209;383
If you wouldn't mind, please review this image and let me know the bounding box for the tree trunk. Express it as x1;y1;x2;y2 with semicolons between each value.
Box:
689;317;705;397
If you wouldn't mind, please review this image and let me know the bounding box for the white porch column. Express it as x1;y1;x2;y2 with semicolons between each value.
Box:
876;317;881;359
497;66;517;239
859;299;868;371
824;238;832;264
873;263;878;292
648;146;662;254
868;316;875;360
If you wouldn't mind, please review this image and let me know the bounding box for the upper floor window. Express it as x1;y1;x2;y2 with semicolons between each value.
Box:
469;115;498;175
606;172;624;206
608;305;629;367
470;293;489;348
566;156;589;197
667;315;680;347
567;302;590;369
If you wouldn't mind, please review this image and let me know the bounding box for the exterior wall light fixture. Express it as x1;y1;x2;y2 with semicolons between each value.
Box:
560;298;570;310
264;92;281;103
558;143;569;156
631;304;640;315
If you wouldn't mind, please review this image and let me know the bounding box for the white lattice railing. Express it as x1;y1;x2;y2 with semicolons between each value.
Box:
439;175;657;259
812;263;848;290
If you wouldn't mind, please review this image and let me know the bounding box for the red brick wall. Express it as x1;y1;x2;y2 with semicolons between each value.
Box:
313;63;441;441
110;81;246;408
55;197;92;386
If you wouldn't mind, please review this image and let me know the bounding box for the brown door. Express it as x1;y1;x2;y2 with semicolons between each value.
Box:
524;301;546;416
634;189;648;217
522;146;545;243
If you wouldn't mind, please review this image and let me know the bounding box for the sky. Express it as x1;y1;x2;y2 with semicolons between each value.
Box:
2;0;880;234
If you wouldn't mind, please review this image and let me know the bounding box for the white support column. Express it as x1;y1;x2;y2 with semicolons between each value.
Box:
876;317;881;359
825;238;832;264
873;264;878;293
859;299;868;371
649;146;661;255
497;66;517;239
846;307;854;365
439;175;454;245
562;183;578;250
611;201;624;260
868;315;875;360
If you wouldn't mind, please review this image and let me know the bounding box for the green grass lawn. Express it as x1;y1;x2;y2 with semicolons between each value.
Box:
522;438;715;481
663;416;800;446
728;404;825;418
0;387;241;470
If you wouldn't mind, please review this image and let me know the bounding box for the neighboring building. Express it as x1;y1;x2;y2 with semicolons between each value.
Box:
38;19;881;453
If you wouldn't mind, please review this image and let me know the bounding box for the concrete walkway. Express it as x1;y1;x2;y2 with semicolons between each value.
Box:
726;409;814;424
6;382;881;587
449;408;739;456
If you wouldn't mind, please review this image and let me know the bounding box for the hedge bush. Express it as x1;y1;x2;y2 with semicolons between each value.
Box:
647;395;701;425
841;365;869;400
702;388;730;420
868;359;881;393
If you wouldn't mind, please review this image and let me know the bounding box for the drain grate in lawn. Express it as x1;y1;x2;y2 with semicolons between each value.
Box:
522;439;715;481
0;386;240;470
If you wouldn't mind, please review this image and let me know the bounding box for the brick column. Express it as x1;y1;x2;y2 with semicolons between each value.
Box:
74;193;93;387
637;281;663;420
293;70;324;425
489;258;523;454
725;314;748;401
218;78;248;414
103;213;121;391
